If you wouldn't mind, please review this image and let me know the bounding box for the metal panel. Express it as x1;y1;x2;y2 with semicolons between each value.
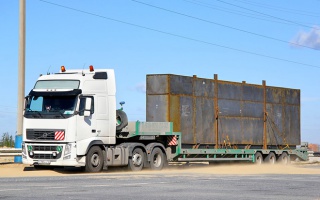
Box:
179;96;194;144
242;118;264;144
266;87;283;104
218;82;242;100
242;102;263;118
170;75;193;95
146;95;169;122
266;103;285;145
243;85;264;102
169;95;181;133
194;79;215;98
284;105;300;144
146;75;168;95
285;89;300;105
218;117;242;144
218;100;241;117
195;98;215;144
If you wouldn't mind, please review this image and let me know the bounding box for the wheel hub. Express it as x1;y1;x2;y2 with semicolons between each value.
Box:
91;153;100;167
153;154;161;167
132;154;142;166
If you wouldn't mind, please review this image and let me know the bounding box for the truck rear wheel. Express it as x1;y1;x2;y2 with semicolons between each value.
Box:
150;147;165;170
85;146;104;172
128;148;144;171
277;152;290;165
254;152;263;164
264;152;276;164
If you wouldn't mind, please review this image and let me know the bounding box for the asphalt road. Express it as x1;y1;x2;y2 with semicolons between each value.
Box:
0;171;319;200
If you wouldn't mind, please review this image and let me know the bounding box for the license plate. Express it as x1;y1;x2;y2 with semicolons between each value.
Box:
37;160;51;165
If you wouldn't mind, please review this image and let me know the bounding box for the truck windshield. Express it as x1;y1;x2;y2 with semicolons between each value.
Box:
25;95;77;119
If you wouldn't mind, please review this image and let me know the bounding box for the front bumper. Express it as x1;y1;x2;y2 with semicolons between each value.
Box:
22;142;85;167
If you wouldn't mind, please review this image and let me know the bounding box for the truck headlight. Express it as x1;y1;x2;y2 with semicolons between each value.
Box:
64;144;72;160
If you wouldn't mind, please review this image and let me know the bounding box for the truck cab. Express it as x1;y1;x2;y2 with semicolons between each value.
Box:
22;66;117;169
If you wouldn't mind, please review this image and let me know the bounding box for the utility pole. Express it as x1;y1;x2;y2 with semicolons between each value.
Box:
15;0;26;162
17;0;25;136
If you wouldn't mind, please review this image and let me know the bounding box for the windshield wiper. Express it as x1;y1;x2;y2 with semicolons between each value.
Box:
51;110;66;118
26;109;43;118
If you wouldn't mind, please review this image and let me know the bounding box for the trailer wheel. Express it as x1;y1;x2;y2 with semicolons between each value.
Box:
150;147;165;170
277;152;290;165
85;146;104;172
264;152;276;164
254;152;263;164
128;148;144;171
116;110;128;132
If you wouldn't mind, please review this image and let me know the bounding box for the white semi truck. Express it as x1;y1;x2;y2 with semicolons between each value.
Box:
22;66;177;172
22;66;308;172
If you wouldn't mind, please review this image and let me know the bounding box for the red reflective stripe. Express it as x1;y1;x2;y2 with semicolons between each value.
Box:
168;136;177;146
55;131;65;140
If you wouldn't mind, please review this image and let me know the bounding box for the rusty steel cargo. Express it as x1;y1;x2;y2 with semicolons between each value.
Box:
146;74;307;164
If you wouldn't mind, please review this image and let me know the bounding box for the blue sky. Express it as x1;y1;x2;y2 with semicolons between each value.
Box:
1;0;320;144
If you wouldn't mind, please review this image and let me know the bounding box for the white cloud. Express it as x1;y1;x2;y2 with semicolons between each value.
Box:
291;26;320;50
134;82;146;93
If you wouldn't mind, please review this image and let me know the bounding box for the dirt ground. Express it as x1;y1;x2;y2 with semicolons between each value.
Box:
1;157;320;178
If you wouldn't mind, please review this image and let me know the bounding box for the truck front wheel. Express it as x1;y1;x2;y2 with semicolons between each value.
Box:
150;147;165;170
85;146;104;172
128;148;144;171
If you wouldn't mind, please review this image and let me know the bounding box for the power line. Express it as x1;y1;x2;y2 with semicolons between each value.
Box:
183;0;303;27
234;0;320;18
215;0;319;30
132;0;318;50
38;0;320;69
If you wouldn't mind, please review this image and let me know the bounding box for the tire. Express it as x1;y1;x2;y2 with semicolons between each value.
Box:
264;152;276;164
128;148;144;171
277;152;290;165
85;146;104;172
150;147;165;170
116;110;128;132
254;152;263;165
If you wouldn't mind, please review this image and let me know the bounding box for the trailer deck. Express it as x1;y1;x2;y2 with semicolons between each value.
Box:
118;121;308;163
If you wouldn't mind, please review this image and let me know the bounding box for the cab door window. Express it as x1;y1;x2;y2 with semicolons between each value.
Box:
79;96;94;116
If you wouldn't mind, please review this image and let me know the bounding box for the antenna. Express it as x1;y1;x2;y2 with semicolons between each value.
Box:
47;65;51;75
82;63;86;76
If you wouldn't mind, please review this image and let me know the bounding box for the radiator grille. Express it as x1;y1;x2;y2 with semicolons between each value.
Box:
26;129;64;141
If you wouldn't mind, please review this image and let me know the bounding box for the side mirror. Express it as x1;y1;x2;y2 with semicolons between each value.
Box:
24;96;29;111
84;98;92;117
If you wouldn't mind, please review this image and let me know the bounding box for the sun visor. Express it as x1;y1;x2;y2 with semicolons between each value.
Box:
28;89;82;96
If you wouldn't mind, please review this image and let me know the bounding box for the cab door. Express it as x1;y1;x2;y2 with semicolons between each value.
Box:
76;96;97;154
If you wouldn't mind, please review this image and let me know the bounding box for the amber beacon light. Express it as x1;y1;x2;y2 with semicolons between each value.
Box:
89;65;94;72
61;66;66;72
